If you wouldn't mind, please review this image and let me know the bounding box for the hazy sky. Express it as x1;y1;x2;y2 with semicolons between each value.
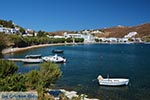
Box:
0;0;150;31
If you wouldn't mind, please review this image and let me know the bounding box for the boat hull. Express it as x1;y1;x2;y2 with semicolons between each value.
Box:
42;56;66;63
98;79;129;86
22;59;43;64
22;54;43;64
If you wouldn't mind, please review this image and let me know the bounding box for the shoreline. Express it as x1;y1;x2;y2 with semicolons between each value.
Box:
2;42;145;54
1;43;77;54
2;42;100;54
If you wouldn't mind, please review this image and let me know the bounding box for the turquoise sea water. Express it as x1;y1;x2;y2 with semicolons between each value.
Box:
4;44;150;100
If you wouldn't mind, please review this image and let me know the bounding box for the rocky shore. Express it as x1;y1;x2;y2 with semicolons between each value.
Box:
47;89;99;100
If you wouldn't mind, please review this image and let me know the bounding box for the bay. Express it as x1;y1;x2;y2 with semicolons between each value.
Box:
4;44;150;100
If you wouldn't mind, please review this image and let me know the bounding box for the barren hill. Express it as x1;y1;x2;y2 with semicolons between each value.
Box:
47;23;150;39
97;23;150;38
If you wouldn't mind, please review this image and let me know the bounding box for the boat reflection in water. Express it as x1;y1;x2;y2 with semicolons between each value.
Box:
23;63;40;67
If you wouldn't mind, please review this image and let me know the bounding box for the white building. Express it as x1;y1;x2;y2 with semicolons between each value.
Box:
81;30;90;34
64;32;95;43
0;25;18;34
53;35;65;38
64;32;83;38
98;37;106;42
97;37;117;42
0;27;3;33
91;30;103;34
98;37;129;43
124;32;137;38
118;38;128;43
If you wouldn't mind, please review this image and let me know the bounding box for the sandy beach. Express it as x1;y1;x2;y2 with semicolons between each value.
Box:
1;43;75;54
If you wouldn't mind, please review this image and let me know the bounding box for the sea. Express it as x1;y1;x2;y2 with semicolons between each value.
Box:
3;43;150;100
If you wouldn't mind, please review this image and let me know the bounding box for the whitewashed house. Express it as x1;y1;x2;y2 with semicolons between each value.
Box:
53;35;65;38
97;37;129;43
81;30;90;34
0;25;18;34
124;32;137;38
98;37;106;42
118;38;128;43
108;38;118;42
64;32;83;38
91;30;103;34
0;25;4;32
64;32;95;43
82;34;95;43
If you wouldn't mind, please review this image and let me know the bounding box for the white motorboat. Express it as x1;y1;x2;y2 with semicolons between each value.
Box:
97;75;129;86
22;54;43;63
42;54;66;63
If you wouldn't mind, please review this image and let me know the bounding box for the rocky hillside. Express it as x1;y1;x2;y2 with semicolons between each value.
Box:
95;23;150;38
47;23;150;39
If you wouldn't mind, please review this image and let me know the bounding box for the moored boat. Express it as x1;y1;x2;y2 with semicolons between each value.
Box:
22;54;43;63
42;54;66;63
97;75;129;86
52;49;64;53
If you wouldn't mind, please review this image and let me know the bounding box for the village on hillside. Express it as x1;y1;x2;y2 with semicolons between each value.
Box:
0;20;150;44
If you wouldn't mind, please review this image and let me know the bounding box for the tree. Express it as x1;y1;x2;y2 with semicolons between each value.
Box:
37;30;46;37
0;60;18;78
8;20;14;28
40;62;62;88
19;27;25;34
0;33;8;51
8;34;20;47
142;36;150;42
95;39;100;42
25;62;62;90
26;70;41;90
0;73;27;91
0;19;14;28
128;38;134;42
0;60;62;99
75;38;84;43
66;38;73;43
8;35;30;47
0;60;27;91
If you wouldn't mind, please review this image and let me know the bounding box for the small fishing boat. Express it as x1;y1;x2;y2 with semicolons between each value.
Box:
97;75;129;86
22;54;43;63
52;49;64;53
42;54;66;63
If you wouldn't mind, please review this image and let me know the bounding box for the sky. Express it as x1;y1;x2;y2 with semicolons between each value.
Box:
0;0;150;32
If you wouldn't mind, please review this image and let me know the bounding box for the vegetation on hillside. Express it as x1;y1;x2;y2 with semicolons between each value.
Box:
8;34;84;47
0;33;9;51
37;30;47;37
0;32;84;54
142;36;150;42
0;19;15;28
0;60;18;78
